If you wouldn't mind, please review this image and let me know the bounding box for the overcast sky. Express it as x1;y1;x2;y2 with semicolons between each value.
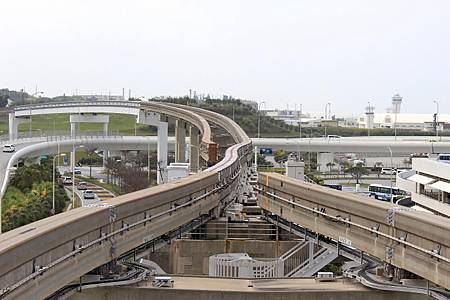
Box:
1;0;449;115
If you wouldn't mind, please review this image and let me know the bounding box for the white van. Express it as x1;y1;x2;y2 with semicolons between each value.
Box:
2;144;15;153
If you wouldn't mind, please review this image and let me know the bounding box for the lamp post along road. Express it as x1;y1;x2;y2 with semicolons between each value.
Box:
387;146;394;203
53;152;66;214
257;101;266;139
72;145;84;208
434;100;440;140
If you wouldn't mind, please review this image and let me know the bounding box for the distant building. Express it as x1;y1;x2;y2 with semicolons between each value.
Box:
358;113;449;131
240;100;258;111
359;94;449;131
397;157;450;217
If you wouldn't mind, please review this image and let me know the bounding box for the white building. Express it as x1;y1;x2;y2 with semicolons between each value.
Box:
397;158;450;217
358;113;450;131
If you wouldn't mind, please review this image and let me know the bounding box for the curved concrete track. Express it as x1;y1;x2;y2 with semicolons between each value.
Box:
4;100;217;163
0;102;253;300
257;172;450;290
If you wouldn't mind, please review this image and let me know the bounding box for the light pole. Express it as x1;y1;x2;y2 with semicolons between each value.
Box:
147;138;151;183
257;101;266;139
367;101;371;137
323;102;331;137
387;146;394;203
298;104;303;161
52;153;66;214
72;144;84;208
434;100;439;140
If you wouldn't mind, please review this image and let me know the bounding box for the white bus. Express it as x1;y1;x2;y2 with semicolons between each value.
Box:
437;153;450;163
368;184;407;202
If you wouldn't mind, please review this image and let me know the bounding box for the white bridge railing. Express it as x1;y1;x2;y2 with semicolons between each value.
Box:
209;253;283;278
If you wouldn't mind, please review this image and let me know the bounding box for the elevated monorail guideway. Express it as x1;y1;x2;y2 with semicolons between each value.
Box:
0;103;252;300
257;172;450;290
6;100;218;164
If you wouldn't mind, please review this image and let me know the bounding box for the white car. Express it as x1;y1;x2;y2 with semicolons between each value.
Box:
380;168;396;175
2;144;15;153
152;276;174;287
83;190;96;200
62;176;73;184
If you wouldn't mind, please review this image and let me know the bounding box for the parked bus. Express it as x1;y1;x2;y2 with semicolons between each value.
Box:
368;184;407;202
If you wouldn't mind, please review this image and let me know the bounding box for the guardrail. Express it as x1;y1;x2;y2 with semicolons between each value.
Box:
13;100;141;111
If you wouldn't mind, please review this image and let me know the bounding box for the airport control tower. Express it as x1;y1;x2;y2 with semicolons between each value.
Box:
392;94;403;114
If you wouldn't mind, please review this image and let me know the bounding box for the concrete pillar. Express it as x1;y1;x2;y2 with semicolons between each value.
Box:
70;122;76;138
8;113;29;141
157;121;168;184
190;126;200;173
8;113;18;141
103;123;108;136
103;150;109;168
175;120;186;163
317;152;334;172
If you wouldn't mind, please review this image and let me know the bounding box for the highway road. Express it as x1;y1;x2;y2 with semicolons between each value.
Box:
0;141;40;193
252;136;450;153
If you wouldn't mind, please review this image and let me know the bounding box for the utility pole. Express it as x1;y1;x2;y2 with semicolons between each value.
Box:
257;101;266;139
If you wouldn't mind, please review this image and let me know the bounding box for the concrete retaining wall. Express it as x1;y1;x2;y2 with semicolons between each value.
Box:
69;286;429;300
148;239;299;275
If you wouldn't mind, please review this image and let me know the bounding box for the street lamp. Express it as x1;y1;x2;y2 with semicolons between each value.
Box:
147;137;151;183
52;153;66;214
367;101;371;137
72;144;84;208
298;103;303;161
387;146;394;203
257;101;266;139
434;100;439;140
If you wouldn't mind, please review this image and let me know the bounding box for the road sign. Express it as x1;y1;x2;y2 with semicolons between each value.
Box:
259;148;273;155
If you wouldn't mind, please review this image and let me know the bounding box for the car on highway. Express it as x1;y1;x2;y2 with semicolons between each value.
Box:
380;167;396;175
74;167;82;174
83;190;96;200
2;144;15;153
77;181;88;190
62;176;73;184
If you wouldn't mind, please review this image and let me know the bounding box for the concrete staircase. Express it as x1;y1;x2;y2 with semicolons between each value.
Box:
281;241;338;277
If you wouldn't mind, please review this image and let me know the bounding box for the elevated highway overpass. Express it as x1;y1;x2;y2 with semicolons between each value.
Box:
0;101;449;299
252;136;450;154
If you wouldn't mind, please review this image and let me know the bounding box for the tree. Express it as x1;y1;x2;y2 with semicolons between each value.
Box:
274;150;288;164
84;147;98;178
0;95;8;107
373;162;383;178
403;158;412;168
257;154;273;168
10;163;53;192
1;182;67;231
344;163;369;184
326;162;335;172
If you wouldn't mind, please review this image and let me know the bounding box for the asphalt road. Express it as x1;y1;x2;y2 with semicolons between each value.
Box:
0;142;40;195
